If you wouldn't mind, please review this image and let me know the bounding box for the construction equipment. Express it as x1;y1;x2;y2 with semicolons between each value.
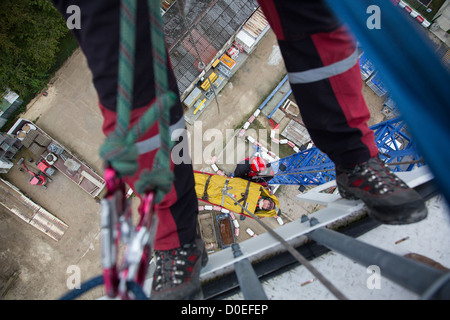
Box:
17;158;48;188
200;72;218;91
36;158;56;176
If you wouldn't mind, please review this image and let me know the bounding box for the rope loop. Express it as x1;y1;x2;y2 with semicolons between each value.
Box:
100;132;139;177
135;168;174;203
99;0;177;201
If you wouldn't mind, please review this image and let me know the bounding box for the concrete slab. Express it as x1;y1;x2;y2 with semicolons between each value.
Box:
270;108;285;124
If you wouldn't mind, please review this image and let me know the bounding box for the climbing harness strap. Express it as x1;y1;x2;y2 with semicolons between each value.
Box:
237;181;251;214
220;178;231;207
202;175;213;201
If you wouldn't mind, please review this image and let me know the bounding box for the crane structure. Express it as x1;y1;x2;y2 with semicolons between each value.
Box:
268;117;423;186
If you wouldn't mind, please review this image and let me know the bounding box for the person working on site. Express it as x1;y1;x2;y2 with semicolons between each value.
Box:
51;0;427;300
233;155;274;186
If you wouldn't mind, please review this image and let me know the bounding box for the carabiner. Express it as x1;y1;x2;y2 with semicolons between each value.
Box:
118;191;158;299
100;167;129;298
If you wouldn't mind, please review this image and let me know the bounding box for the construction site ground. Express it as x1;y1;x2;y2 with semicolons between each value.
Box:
0;29;386;300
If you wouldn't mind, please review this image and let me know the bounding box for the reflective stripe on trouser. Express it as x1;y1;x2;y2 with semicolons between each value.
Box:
258;0;378;165
288;49;358;84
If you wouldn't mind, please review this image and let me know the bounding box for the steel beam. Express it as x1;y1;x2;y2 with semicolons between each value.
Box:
307;227;450;299
269;118;423;185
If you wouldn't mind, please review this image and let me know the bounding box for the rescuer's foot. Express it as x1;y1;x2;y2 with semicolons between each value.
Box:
336;157;427;225
151;238;208;300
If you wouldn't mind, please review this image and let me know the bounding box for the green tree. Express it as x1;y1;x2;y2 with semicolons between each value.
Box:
0;0;69;96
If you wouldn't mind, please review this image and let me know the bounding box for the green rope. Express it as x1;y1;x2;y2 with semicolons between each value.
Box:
115;0;137;138
100;0;177;203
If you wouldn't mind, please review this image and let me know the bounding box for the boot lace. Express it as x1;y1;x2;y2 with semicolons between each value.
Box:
353;158;408;195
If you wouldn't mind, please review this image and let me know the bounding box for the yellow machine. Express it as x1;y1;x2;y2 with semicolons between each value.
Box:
193;97;206;114
219;54;236;69
200;72;218;91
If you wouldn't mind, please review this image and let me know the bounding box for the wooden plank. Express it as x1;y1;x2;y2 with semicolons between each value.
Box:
0;178;68;241
29;208;68;242
80;170;105;189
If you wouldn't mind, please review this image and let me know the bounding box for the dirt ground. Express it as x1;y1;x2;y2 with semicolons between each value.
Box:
0;29;386;300
0;50;107;300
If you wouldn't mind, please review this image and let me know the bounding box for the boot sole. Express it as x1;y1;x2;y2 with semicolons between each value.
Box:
151;239;208;300
338;184;428;225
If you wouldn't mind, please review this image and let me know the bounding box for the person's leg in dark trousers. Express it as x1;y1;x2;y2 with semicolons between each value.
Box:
258;0;427;224
51;0;207;299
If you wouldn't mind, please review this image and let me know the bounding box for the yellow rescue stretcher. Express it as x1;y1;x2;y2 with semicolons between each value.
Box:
194;171;279;218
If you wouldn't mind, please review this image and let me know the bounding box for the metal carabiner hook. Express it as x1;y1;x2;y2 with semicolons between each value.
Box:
117;191;158;299
100;195;119;298
100;167;129;298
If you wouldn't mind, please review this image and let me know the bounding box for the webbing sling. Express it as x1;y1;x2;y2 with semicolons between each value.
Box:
221;178;231;207
202;175;213;201
237;181;252;214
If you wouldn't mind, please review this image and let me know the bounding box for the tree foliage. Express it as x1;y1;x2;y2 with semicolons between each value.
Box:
0;0;69;96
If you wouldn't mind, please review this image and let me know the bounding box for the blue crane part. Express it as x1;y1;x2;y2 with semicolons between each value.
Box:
269;117;423;186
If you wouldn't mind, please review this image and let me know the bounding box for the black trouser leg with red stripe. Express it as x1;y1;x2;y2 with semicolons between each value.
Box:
258;0;379;166
52;0;199;250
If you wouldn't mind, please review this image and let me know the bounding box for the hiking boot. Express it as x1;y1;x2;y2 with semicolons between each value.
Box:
151;238;208;300
336;157;427;225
